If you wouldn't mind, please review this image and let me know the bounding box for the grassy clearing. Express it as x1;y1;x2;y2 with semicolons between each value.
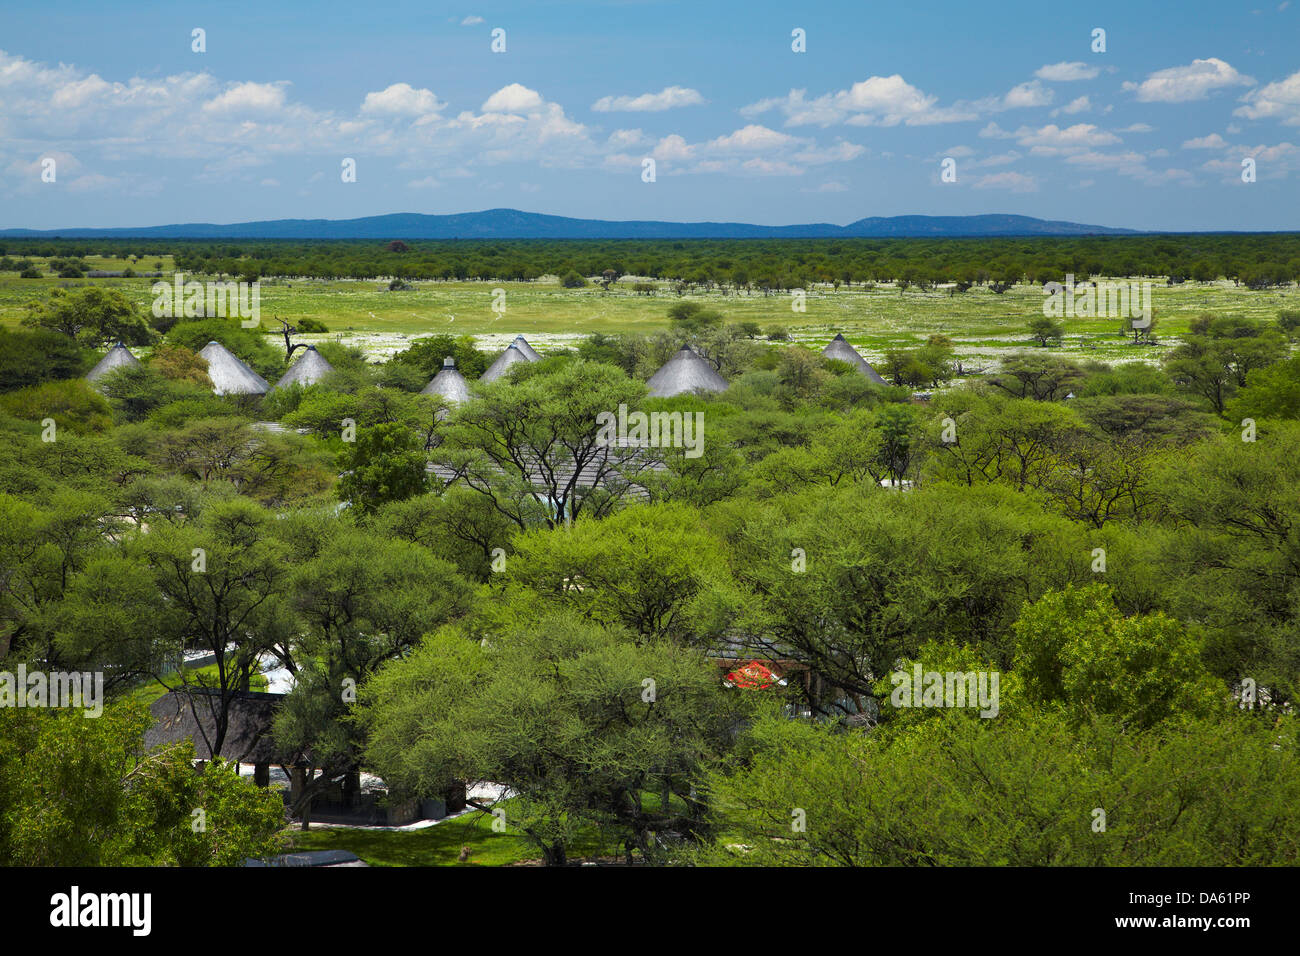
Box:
2;271;1295;366
286;801;623;867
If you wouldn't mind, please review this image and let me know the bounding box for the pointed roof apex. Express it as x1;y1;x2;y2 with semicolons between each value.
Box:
273;345;335;390
646;345;729;398
821;334;888;386
481;343;531;382
423;357;471;403
85;342;142;384
199;340;271;395
511;335;542;362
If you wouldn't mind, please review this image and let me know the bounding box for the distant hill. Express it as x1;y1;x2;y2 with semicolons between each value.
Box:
0;208;1137;240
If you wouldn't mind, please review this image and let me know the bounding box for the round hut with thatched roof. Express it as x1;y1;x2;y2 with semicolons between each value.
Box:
274;345;335;389
510;335;542;362
646;344;729;398
822;333;888;385
480;343;533;383
422;356;472;404
199;341;271;396
85;343;142;386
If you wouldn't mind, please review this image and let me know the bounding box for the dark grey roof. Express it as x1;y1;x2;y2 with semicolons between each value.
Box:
822;334;888;385
480;343;531;383
145;688;305;765
85;343;142;383
646;345;728;398
199;340;270;395
273;345;334;389
511;335;542;361
421;356;472;404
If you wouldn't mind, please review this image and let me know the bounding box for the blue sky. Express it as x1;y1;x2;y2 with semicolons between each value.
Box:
2;0;1298;231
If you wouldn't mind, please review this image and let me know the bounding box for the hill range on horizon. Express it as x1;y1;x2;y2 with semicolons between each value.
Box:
0;208;1148;240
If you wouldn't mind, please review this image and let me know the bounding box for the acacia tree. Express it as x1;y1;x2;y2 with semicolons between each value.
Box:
273;528;473;825
433;359;652;530
23;287;152;346
362;615;751;864
134;498;290;757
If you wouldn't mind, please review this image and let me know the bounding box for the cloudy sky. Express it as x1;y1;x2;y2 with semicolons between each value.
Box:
2;0;1299;231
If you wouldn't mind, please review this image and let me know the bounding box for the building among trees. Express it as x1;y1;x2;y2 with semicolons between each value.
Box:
822;333;888;385
421;356;472;404
199;340;271;395
84;342;141;385
646;344;729;397
273;344;334;389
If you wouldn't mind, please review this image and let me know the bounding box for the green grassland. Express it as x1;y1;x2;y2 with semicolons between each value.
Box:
286;799;623;866
2;260;1296;367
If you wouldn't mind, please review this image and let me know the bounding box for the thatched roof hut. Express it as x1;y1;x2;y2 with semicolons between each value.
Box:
822;334;888;385
199;340;270;395
85;343;142;385
146;689;305;765
646;345;728;398
511;335;542;362
480;343;532;383
273;345;334;389
421;356;471;404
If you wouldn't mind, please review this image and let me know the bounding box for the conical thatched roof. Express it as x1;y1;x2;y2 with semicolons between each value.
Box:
85;343;142;384
421;356;471;404
274;345;334;389
511;335;542;362
646;345;728;398
480;343;531;383
822;334;888;385
199;340;270;395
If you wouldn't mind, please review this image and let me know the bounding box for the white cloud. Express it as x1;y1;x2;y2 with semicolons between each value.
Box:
743;75;975;128
362;83;443;116
482;83;544;113
1035;62;1101;82
1053;96;1092;116
1118;123;1154;133
709;124;799;151
606;128;647;148
1122;58;1255;103
1235;69;1300;124
1014;123;1120;154
652;134;695;161
998;80;1054;110
461;16;484;25
591;86;705;112
202;81;289;113
1183;133;1229;149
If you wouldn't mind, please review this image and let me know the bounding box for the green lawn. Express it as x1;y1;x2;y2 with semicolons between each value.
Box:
2;269;1295;366
286;800;624;866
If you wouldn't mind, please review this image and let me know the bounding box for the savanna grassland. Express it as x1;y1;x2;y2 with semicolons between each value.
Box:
1;260;1296;366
